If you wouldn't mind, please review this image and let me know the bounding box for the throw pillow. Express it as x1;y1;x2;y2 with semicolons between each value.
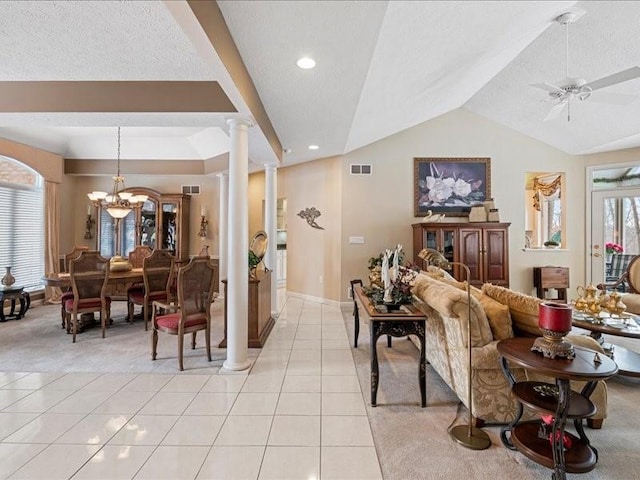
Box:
469;286;514;340
412;274;492;346
481;283;542;337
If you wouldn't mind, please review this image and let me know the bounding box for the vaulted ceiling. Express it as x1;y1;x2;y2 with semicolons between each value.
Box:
0;1;639;171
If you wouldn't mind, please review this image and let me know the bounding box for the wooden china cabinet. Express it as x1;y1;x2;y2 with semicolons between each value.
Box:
97;187;191;261
412;222;510;287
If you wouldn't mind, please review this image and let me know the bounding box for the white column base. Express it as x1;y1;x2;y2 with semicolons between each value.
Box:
222;359;253;372
270;311;280;319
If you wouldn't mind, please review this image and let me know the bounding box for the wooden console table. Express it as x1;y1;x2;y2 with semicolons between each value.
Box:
219;270;275;348
354;285;427;407
533;267;570;302
498;337;617;480
0;286;31;322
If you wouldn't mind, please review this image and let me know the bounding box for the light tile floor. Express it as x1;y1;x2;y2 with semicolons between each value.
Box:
0;296;382;480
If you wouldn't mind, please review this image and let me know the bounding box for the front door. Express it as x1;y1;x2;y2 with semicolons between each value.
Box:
591;188;640;285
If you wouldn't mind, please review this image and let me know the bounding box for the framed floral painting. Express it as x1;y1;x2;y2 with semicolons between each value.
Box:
414;157;491;216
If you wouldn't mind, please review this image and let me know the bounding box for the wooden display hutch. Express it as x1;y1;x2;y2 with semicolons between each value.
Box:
412;222;510;287
97;187;191;261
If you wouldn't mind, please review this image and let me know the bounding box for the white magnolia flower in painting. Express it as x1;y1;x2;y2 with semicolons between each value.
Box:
453;178;472;197
426;176;454;203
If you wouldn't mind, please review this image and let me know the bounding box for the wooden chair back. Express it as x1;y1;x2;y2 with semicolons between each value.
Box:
177;256;216;323
626;256;640;293
64;245;90;272
69;251;110;303
128;245;153;268
143;249;175;299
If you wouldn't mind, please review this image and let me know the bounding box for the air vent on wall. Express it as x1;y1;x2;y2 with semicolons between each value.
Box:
181;185;201;195
350;164;372;175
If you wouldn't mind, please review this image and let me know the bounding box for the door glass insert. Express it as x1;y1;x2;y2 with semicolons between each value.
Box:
161;202;178;255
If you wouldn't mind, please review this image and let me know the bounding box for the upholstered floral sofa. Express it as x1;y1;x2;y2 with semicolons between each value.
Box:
410;270;608;427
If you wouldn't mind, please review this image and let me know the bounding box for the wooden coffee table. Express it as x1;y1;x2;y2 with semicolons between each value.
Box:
354;286;427;407
572;312;640;377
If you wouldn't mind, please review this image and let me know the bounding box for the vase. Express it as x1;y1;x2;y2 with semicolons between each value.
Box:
1;266;16;287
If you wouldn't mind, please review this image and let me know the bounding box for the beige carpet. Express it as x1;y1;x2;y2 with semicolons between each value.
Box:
343;308;640;480
0;301;260;374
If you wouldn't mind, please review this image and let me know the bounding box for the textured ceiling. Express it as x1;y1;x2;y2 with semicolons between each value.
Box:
1;1;639;170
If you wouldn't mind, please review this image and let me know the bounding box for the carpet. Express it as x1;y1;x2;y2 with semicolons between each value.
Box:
343;307;640;480
0;301;259;374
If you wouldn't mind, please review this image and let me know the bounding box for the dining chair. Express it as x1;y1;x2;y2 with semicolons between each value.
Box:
127;249;174;330
60;245;90;329
151;256;216;371
128;245;153;268
65;251;111;343
125;245;154;323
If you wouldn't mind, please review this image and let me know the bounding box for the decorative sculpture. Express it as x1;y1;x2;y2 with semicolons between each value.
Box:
297;207;324;229
421;209;445;223
381;250;392;303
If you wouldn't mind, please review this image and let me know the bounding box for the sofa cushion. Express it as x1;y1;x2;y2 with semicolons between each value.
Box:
422;265;456;281
470;286;514;340
422;279;514;341
481;283;542;337
412;274;492;346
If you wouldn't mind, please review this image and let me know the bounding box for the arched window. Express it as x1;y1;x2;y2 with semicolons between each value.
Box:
0;156;44;291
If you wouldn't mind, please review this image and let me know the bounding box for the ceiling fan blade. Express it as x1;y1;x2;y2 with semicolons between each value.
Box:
588;91;639;105
530;82;565;94
544;101;567;121
583;66;640;91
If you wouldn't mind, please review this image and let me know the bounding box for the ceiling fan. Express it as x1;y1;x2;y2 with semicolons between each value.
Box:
531;11;640;122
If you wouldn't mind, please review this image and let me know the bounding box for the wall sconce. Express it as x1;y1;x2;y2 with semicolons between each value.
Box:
198;206;208;238
84;205;95;239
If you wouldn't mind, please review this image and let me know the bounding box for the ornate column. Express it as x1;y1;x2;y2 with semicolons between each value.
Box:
217;172;228;296
223;118;252;372
264;163;278;317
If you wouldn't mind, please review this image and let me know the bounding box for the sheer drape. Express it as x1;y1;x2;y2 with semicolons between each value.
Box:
44;180;62;303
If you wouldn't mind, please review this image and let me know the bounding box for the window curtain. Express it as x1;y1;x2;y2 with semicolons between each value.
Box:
44;180;62;303
532;175;562;211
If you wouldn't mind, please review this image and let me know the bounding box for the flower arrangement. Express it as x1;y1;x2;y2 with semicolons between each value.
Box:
538;415;572;450
605;242;623;254
365;245;419;306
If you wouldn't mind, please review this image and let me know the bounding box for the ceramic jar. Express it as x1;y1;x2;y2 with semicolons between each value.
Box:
1;266;15;287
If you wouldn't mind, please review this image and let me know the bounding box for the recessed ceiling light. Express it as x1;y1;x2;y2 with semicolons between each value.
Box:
308;145;319;150
297;57;316;69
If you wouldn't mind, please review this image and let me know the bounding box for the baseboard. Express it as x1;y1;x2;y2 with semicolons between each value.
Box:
286;291;342;307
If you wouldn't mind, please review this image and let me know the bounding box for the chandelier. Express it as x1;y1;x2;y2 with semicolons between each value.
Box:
87;127;147;219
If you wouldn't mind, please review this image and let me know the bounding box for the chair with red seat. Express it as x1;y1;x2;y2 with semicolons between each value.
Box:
65;251;111;343
127;249;174;330
125;245;154;324
60;245;90;329
151;256;216;371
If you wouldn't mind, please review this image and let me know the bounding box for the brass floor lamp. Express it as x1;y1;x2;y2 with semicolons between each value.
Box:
419;248;491;450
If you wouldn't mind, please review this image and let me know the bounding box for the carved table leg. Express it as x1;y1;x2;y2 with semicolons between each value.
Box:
418;322;426;407
370;322;380;407
499;355;522;450
551;378;570;480
354;301;360;348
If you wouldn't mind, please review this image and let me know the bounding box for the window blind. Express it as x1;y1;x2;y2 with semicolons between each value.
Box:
0;183;44;291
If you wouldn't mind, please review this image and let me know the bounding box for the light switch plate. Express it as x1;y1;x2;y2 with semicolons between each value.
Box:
349;236;365;244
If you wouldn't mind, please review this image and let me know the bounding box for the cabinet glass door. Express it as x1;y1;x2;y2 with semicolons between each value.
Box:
140;198;157;249
161;202;178;256
442;230;455;263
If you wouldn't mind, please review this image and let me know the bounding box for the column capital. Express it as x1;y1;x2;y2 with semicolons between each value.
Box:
264;163;278;172
226;116;254;129
216;172;229;179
